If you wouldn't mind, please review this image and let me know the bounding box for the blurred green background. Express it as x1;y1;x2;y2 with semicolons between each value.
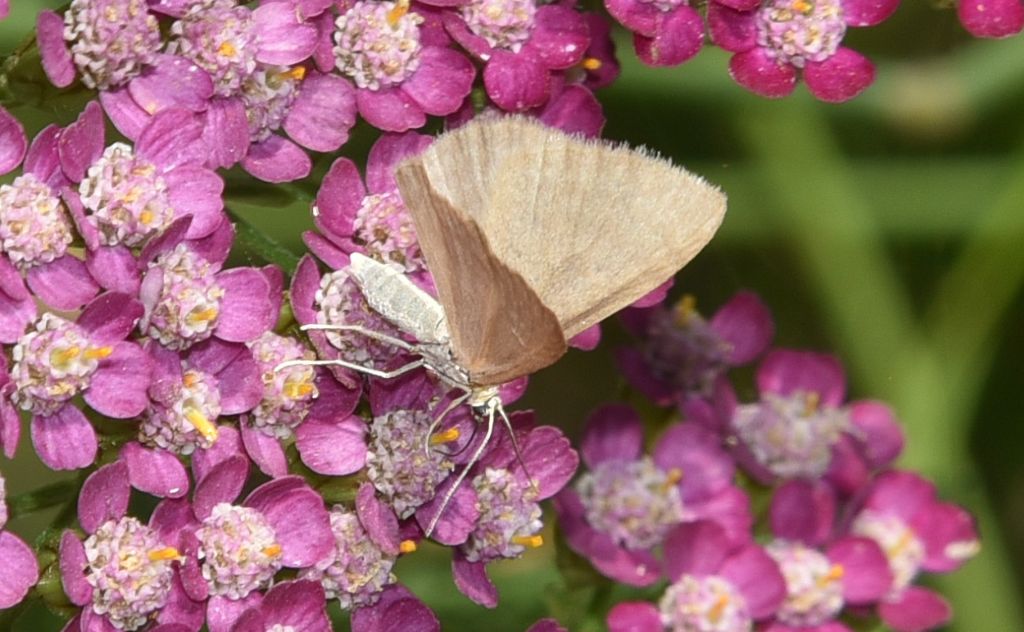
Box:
3;1;1024;630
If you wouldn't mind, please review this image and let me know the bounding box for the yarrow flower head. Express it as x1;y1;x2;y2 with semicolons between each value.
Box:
606;521;786;632
196;503;284;599
169;0;259;96
0;173;73;268
618;292;774;405
708;0;899;101
848;470;980;632
556;405;750;587
59;462;193;630
310;132;434;277
698;349;904;488
8;293;151;471
247;332;318;437
43;0;163;90
605;0;707;67
444;0;590;112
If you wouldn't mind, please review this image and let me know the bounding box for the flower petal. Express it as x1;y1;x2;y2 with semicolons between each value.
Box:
581;404;644;468
193;454;249;520
710;291;774;364
253;3;318;64
121;441;190;498
878;586;952;632
37;10;76;88
719;544;786;619
483;51;550;112
607;602;662;632
452;553;498;608
0;532;39;609
201;97;250;170
663;520;732;581
85;341;153;418
757;349;846;405
826;536;892;604
314;157;365;239
260;580;330;632
128;54;214;115
804;48;876;103
707;2;758;52
240;420;290;477
214;267;275;343
633;6;704;67
77;292;143;343
86;246;141;295
842;0;901;26
402;47;476;116
164;166;226;239
244;479;334;567
295;413;367;475
26;255;100;310
137;108;208;170
60;530;92;606
78;461;131;533
958;0;1024;36
356;86;427;133
0;107;27;177
284;72;357;152
242;135;312;183
32;406;98;471
728;48;797;99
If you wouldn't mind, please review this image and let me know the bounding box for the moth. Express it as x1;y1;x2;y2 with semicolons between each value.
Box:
283;116;727;536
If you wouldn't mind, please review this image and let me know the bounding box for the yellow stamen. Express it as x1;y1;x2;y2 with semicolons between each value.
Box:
187;307;219;325
672;294;698;326
122;187;142;204
581;57;602;71
663;467;683;492
430;427;461;446
182;371;200;388
386;0;410;26
51;346;81;366
820;563;844;585
399;539;417;554
148;547;182;562
84;346;113;360
287;66;307;81
708;594;729;623
218;41;238;57
185;408;219;442
512;535;544;549
263;544;282;558
803;391;820;416
140;210;154;225
284;381;316;399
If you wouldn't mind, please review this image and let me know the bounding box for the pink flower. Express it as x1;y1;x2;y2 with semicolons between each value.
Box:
849;471;980;632
618;291;774;405
607;521;786;632
606;0;706;67
708;0;899;102
321;0;476;132
555;405;751;587
11;293;152;470
444;0;590;111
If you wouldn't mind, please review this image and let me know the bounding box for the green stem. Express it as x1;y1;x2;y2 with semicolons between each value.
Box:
7;480;78;520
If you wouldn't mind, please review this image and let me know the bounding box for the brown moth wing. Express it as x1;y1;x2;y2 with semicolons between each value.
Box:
396;159;568;386
409;117;728;338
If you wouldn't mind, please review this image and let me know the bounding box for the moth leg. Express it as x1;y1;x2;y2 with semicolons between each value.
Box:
274;357;425;380
300;323;415;351
425;403;495;539
497;401;538;495
423;390;471;458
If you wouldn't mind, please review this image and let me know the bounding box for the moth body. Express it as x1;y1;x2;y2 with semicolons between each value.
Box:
348;253;450;345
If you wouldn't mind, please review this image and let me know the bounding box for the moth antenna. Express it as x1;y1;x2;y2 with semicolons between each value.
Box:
423;391;471;458
274;357;426;380
497;402;537;495
425;402;495;538
299;323;415;351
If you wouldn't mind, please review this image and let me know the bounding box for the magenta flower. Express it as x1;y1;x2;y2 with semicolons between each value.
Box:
849;470;980;632
527;620;567;632
37;0;163;90
230;580;331;632
618;291;774;405
606;0;706;67
958;0;1024;37
308;131;434;277
0;106;113;317
0;474;40;610
607;521;786;632
708;0;899;102
444;0;590;111
350;584;440;632
0;355;21;458
555;404;751;587
443;416;578;607
145;462;334;624
323;0;475;132
140;338;262;456
138;216;276;351
760;481;894;631
10;293;152;471
699;349;903;489
59;462;204;631
238;330;363;478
